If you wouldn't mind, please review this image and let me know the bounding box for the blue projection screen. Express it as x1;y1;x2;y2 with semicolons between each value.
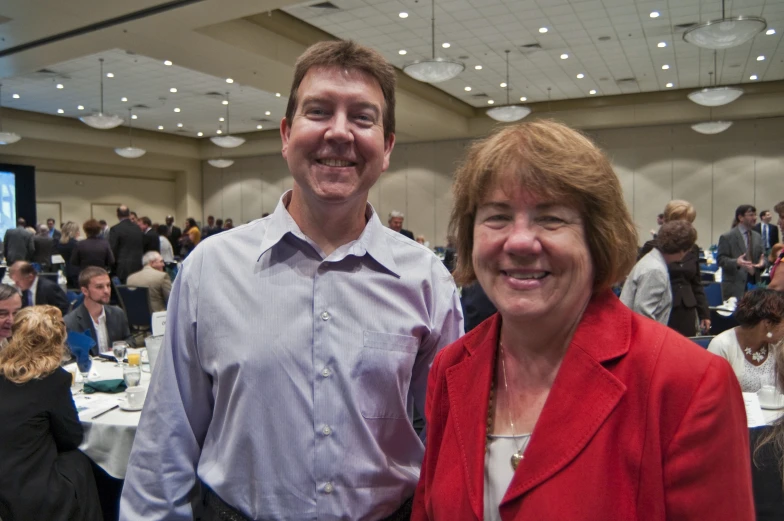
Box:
0;171;16;239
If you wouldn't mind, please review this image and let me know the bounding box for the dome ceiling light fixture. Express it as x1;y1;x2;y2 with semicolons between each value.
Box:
683;0;766;49
0;84;21;145
691;121;733;134
486;50;531;123
210;92;245;148
688;53;743;107
114;108;146;159
80;58;124;129
208;158;234;168
403;0;464;83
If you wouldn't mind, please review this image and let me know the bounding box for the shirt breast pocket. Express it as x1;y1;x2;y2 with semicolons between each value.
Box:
353;331;419;419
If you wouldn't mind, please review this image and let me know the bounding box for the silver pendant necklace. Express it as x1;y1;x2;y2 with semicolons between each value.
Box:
500;343;525;470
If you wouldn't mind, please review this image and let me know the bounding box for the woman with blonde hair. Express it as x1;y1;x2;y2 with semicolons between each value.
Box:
0;306;101;521
412;120;753;521
56;221;81;287
639;199;710;336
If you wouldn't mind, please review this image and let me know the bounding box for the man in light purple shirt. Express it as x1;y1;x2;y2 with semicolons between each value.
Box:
120;40;463;521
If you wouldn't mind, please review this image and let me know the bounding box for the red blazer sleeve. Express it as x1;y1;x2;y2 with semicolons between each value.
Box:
412;349;445;521
663;356;754;520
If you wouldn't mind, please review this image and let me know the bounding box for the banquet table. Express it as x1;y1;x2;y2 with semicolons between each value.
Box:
70;358;151;479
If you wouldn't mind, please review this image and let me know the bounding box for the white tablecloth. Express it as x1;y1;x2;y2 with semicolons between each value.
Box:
71;360;151;479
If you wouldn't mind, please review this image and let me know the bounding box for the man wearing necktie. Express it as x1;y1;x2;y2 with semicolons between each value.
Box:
718;205;767;301
754;210;779;254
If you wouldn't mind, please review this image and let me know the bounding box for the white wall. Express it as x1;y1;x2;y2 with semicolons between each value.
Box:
202;117;784;247
36;170;177;227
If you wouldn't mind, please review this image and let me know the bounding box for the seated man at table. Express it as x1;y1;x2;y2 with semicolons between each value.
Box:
0;283;22;349
64;267;135;355
126;251;171;313
9;261;69;316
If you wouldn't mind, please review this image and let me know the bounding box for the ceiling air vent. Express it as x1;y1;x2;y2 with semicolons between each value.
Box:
32;68;69;79
132;104;150;110
0;15;12;25
310;2;340;9
674;22;698;31
519;43;542;54
252;118;274;124
470;92;489;98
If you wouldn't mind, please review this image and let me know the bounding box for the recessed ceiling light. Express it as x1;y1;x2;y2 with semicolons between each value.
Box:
442;42;451;48
265;110;271;115
657;42;667;48
757;55;765;61
216;129;223;134
158;125;164;130
276;93;281;97
487;100;494;104
475;65;483;70
650;11;660;18
520;96;527;101
750;74;758;80
500;82;507;88
219;117;225;122
131;114;138;120
197;131;203;136
226;78;234;83
57;109;64;114
576;73;584;79
589;89;597;95
766;29;776;35
560;53;569;59
77;105;84;110
666;82;674;88
164;60;173;66
662;64;670;70
399;49;407;55
12;94;20;99
121;97;128;102
174;107;181;112
539;27;548;33
256;125;263;129
56;83;64;89
106;73;114;78
177;123;183;128
399;12;408;18
464;86;472;91
170;87;178;93
222;100;229;105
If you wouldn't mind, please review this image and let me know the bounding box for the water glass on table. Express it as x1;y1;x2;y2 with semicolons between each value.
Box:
113;341;128;367
123;364;142;388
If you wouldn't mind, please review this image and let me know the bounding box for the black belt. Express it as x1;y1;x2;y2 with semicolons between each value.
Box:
204;486;412;521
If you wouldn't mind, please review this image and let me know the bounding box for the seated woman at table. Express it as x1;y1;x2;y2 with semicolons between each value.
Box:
412;120;754;521
708;289;784;392
0;305;101;521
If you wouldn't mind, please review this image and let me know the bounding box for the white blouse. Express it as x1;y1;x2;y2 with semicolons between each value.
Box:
484;434;531;521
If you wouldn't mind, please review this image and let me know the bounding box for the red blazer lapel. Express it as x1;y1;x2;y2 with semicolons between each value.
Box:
444;316;500;521
502;291;631;505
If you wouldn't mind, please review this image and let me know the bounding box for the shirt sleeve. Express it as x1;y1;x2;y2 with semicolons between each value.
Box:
717;234;737;276
48;370;84;452
663;356;755;520
120;251;214;521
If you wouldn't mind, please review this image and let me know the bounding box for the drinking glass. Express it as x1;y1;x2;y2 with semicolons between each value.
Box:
123;365;142;388
76;356;92;385
112;341;128;367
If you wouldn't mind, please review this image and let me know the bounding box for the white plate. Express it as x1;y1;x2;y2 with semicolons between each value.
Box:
118;400;143;412
760;401;784;410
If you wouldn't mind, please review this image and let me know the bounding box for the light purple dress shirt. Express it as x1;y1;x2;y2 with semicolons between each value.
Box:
120;192;464;521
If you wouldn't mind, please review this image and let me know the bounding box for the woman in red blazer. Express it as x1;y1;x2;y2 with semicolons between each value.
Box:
412;121;754;521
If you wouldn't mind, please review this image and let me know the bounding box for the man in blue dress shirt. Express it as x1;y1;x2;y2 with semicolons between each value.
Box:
120;40;464;521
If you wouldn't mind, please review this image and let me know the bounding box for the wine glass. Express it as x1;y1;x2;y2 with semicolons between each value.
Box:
112;341;128;367
76;355;92;388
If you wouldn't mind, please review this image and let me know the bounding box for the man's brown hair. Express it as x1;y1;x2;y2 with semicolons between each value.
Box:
79;266;109;289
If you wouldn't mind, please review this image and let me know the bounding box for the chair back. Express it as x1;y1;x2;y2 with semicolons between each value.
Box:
689;335;715;349
710;308;738;335
703;282;723;307
38;272;59;284
700;271;716;282
116;285;152;330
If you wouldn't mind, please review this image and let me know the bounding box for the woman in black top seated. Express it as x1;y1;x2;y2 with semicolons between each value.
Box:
753;341;784;520
0;305;101;521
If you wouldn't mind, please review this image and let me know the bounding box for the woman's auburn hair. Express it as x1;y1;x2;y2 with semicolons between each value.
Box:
0;306;67;384
449;119;639;290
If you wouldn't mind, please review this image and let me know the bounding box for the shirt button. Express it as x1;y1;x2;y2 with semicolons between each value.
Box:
321;311;330;321
321;367;331;378
323;482;334;494
322;425;332;436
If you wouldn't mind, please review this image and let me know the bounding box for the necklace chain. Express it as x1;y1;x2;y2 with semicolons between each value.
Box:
486;342;526;470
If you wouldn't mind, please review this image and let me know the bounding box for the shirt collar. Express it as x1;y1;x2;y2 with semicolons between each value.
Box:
90;305;106;325
258;190;399;276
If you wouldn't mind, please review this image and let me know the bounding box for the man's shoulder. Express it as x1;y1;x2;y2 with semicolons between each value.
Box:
64;304;86;325
379;227;455;283
104;304;126;319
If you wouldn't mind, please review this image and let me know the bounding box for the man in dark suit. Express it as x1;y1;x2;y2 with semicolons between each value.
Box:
754;209;780;253
64;266;135;355
3;218;35;263
46;218;62;244
165;215;182;248
109;205;144;283
9;261;69;316
32;225;54;269
718;204;766;301
387;210;414;240
138;216;160;253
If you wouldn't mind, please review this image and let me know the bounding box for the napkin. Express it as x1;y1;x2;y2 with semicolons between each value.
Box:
67;331;96;370
84;379;127;394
